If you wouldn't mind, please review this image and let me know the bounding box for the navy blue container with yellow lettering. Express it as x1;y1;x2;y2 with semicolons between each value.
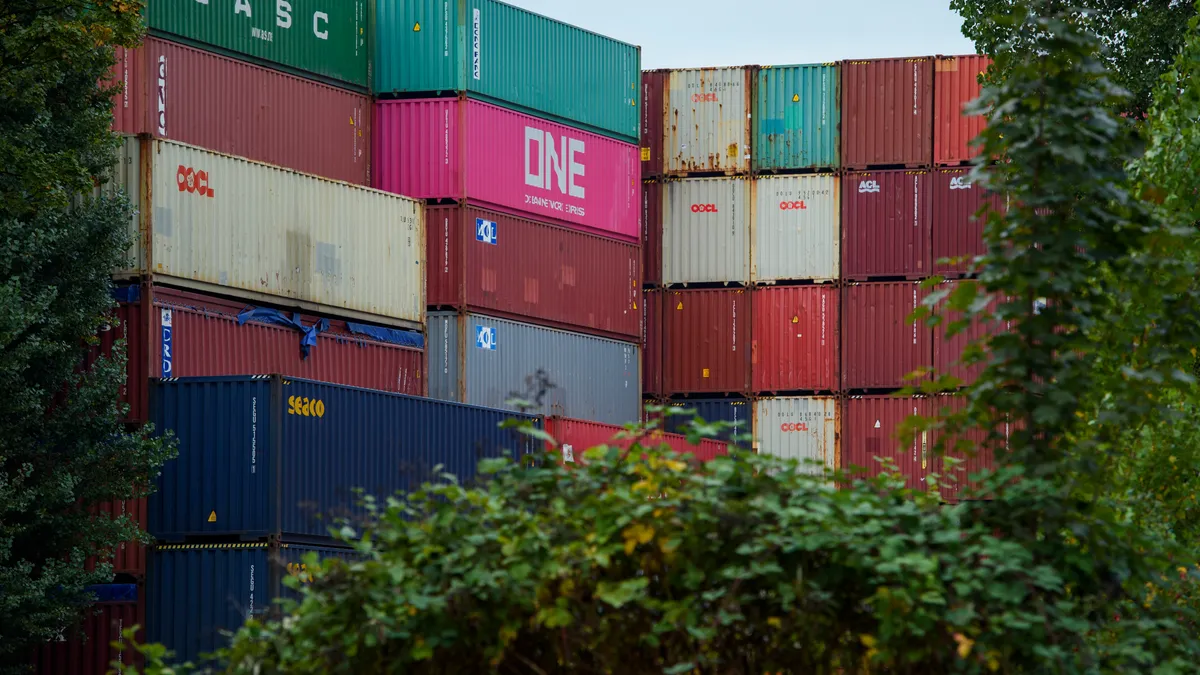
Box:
147;375;541;543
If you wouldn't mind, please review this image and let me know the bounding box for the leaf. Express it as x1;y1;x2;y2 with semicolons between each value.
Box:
595;578;649;608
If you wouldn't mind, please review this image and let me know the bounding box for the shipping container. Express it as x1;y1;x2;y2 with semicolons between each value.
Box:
753;397;839;473
842;170;932;280
932;167;1005;277
752;174;840;283
643;289;663;397
105;284;425;424
427;312;640;424
927;393;997;502
932;281;1010;387
934;55;991;166
841;282;932;390
641;70;668;177
754;64;840;172
144;0;368;88
642;180;664;287
34;586;142;675
841;395;931;492
544;417;727;464
148;376;540;542
84;498;146;578
665;67;753;175
109;37;371;185
374;0;640;141
147;542;362;666
662;177;751;285
662;289;750;395
841;57;933;169
111;137;424;329
425;203;640;340
662;397;752;445
751;285;839;393
374;98;639;241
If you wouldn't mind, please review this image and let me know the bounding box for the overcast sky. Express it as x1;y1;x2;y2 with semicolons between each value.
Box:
503;0;976;69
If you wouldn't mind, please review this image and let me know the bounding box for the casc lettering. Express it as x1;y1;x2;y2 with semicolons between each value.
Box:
203;0;332;41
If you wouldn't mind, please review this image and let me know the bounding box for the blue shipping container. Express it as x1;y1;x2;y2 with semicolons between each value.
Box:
147;542;360;665
149;376;541;543
664;397;752;445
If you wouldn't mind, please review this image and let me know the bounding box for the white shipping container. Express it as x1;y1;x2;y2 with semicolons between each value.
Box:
662;177;751;285
754;397;839;474
752;174;840;283
114;137;424;329
665;67;752;175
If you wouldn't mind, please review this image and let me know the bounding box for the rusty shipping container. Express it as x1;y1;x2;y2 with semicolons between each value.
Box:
662;289;750;395
932;281;1010;387
752;174;840;283
751;285;838;393
662;176;751;285
753;397;839;474
842;170;932;280
665;67;753;175
33;586;142;675
642;180;664;287
932;167;1005;277
425;204;640;340
643;289;663;397
842;282;931;391
641;70;667;177
110;37;370;185
934;55;992;166
841;57;933;169
83;498;146;577
842;396;931;492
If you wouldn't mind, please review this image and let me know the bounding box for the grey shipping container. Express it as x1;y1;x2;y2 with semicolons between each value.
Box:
428;312;640;425
148;376;541;543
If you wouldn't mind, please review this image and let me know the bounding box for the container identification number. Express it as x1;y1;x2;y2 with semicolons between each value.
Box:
287;395;325;418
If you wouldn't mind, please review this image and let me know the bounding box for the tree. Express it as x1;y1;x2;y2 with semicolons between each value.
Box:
0;2;173;670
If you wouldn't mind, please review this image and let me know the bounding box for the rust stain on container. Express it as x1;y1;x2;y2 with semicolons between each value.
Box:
663;289;750;395
842;395;931;492
642;179;664;287
665;67;754;175
842;169;932;280
841;57;933;169
931;167;1005;277
641;70;667;177
751;285;839;393
934;55;992;166
841;281;931;391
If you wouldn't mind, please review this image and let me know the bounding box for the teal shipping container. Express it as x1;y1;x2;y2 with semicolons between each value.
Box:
374;0;640;142
754;64;841;172
144;0;369;89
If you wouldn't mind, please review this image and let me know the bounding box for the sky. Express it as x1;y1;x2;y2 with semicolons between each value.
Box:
503;0;977;69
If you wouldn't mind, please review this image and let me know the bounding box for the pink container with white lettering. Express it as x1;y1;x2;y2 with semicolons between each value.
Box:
374;97;640;242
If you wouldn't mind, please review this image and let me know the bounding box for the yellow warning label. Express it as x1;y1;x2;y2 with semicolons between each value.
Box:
207;511;217;523
676;302;683;310
632;301;638;310
702;368;711;378
640;148;651;161
792;316;799;323
727;143;738;158
413;22;421;31
349;116;355;125
792;94;799;102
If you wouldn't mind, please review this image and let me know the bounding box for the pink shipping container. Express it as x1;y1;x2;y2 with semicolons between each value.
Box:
642;180;664;287
934;55;992;166
109;37;370;185
841;57;934;169
751;286;839;393
842;396;931;492
928;393;998;502
374;97;640;241
84;498;146;577
842;170;932;280
932;281;1011;388
425;203;640;340
643;289;663;397
932;167;1006;277
544;417;727;464
34;596;142;675
663;289;750;395
641;71;667;177
841;282;932;391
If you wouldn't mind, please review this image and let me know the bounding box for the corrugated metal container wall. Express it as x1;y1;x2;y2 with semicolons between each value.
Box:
148;376;540;542
110;38;371;185
754;64;840;172
751;285;838;393
84;498;146;577
928;394;997;502
753;397;838;473
92;286;148;424
932;167;1005;277
662;397;752;444
662;289;749;395
841;396;930;492
424;204;640;339
934;55;991;166
147;543;361;666
544;417;727;464
642;180;664;287
841;282;931;390
144;0;368;88
115;137;425;329
34;591;142;675
641;71;667;177
665;67;753;175
662;177;751;285
841;58;933;169
426;312;641;425
752;174;839;283
373;98;639;241
643;289;663;397
932;281;1009;387
374;0;640;141
842;170;932;280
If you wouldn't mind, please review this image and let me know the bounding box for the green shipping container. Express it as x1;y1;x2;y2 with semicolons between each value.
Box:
754;64;841;172
375;0;640;142
145;0;369;89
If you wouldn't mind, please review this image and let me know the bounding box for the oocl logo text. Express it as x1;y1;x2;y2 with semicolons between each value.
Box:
780;422;810;432
177;165;215;197
858;180;881;194
524;127;585;198
691;203;718;213
949;176;972;190
691;93;718;103
779;201;807;210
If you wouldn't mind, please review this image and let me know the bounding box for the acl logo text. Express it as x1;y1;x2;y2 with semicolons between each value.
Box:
779;201;807;210
177;165;214;197
949;176;972;190
690;203;718;213
858;180;881;194
524;127;585;198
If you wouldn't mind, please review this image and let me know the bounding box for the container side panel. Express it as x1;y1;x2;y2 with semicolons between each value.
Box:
841;282;932;390
754;64;840;171
932;281;1010;387
931;167;1005;276
754;397;838;473
641;71;667;176
425;204;466;308
841;58;933;168
662;397;752;445
751;286;838;392
546;417;726;463
95;283;149;424
927;393;998;502
665;68;752;174
84;498;147;577
371;98;461;199
662;177;750;285
374;0;463;95
426;312;462;402
35;600;143;675
662;289;750;395
642;290;663;396
934;55;991;166
642;180;664;287
842;170;932;279
751;174;839;282
841;396;930;492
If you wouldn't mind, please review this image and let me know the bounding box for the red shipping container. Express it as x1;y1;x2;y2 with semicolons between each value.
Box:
751;285;839;393
544;417;727;463
932;167;1006;277
842;395;931;492
641;70;667;177
663;289;750;395
841;57;934;169
842;170;932;280
927;393;998;502
109;37;370;185
425;204;640;340
34;596;143;675
108;284;425;424
932;281;1011;387
643;290;663;397
934;55;992;166
84;498;146;577
841;282;932;390
642;179;664;287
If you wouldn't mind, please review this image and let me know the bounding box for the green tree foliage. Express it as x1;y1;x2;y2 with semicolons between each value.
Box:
0;1;173;670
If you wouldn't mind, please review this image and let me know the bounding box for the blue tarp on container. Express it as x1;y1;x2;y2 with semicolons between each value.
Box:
664;397;752;445
148;375;541;543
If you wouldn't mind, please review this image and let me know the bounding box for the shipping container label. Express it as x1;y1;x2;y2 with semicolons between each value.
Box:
475;325;497;350
949;176;973;190
286;395;326;417
160;309;174;376
472;8;482;80
475;217;497;245
858;180;881;194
